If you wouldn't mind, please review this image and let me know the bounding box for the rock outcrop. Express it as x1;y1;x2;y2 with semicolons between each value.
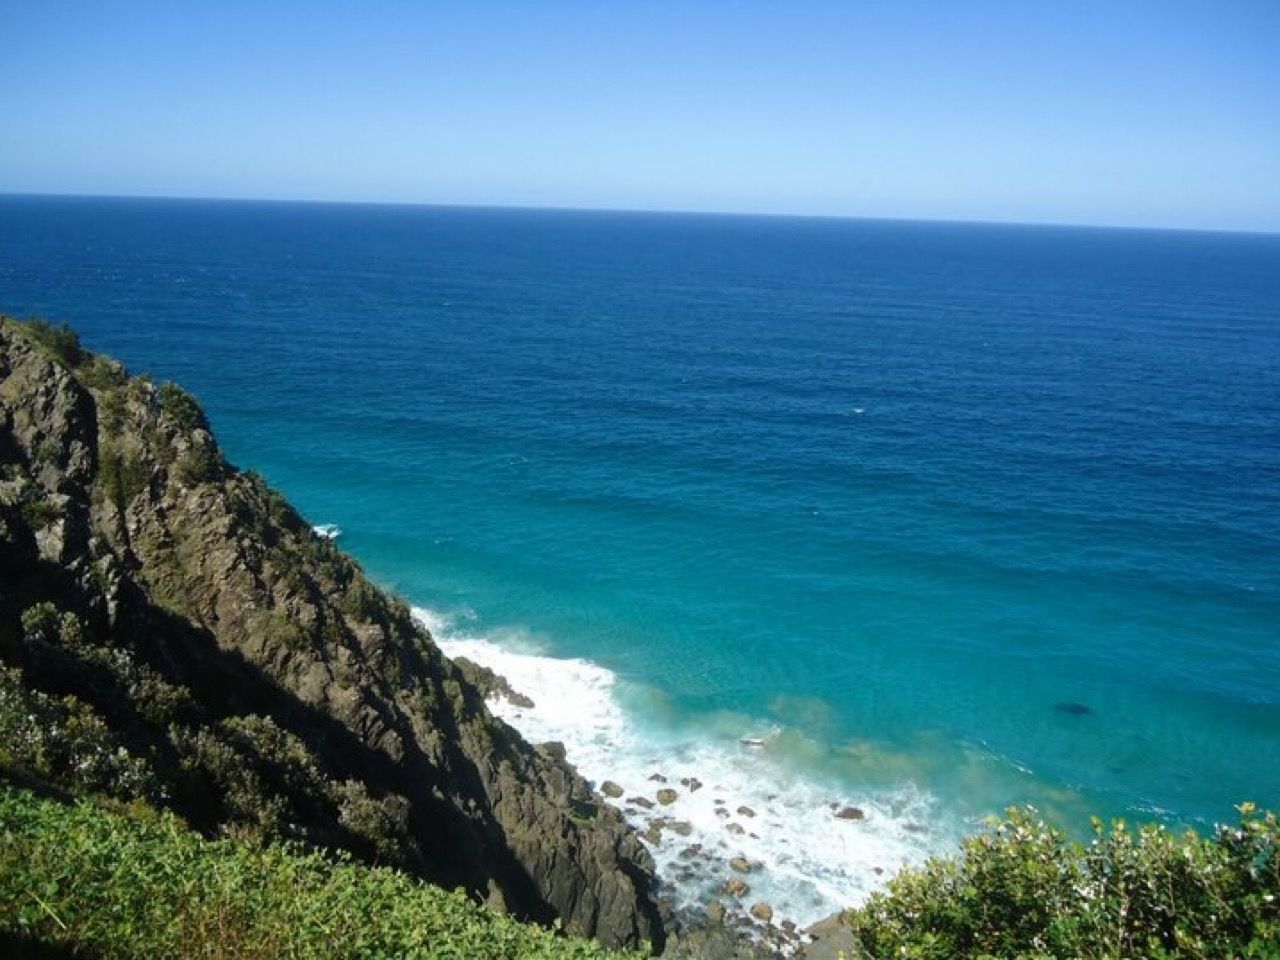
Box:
0;319;664;950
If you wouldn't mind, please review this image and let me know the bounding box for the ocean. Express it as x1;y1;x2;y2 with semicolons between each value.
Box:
2;194;1278;924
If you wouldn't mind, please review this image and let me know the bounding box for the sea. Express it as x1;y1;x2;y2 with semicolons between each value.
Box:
2;194;1278;925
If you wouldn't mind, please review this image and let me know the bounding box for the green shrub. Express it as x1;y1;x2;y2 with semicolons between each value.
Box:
341;577;386;622
78;356;127;391
173;444;222;486
157;382;206;432
0;786;640;959
0;668;160;802
98;390;127;434
850;805;1280;959
21;319;84;367
100;445;148;513
17;497;61;530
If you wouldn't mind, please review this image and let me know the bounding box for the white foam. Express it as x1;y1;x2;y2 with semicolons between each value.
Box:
414;606;947;930
312;523;342;540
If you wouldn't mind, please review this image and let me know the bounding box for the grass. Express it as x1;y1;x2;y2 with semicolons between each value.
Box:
0;785;641;960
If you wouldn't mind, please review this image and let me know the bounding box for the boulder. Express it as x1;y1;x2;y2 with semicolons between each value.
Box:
736;805;756;818
834;805;865;820
723;877;750;898
656;788;679;805
749;902;773;923
600;780;624;799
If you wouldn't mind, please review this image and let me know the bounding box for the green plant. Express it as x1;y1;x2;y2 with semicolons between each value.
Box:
850;805;1280;959
0;786;641;959
20;318;84;367
173;444;222;486
100;445;148;514
157;382;206;432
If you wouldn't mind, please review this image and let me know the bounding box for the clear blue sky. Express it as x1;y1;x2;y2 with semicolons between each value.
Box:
3;0;1278;231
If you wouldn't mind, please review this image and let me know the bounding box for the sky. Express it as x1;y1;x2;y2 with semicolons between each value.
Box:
2;0;1278;231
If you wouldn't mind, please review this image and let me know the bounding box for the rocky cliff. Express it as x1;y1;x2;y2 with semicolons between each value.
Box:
0;317;665;951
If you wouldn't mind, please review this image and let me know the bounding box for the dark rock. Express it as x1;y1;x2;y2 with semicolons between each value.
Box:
834;805;866;820
729;856;753;873
649;772;668;783
669;820;693;836
736;805;756;818
537;740;567;762
723;877;750;898
600;780;624;799
452;655;536;709
705;900;726;925
749;902;773;923
726;822;745;836
656;787;679;805
630;796;656;809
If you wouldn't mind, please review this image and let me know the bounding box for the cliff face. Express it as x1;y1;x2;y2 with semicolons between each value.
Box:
0;318;664;951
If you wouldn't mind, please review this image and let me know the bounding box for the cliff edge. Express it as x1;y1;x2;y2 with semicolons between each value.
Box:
0;317;664;951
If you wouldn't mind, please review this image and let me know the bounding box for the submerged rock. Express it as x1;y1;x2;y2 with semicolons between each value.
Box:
1056;701;1093;716
834;805;866;821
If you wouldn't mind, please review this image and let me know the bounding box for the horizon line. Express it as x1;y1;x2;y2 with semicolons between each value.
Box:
3;189;1278;239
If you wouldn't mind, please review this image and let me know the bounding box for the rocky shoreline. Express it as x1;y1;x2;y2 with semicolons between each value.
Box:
471;665;868;959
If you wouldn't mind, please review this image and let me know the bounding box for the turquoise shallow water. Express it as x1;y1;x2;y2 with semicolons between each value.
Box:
3;197;1278;862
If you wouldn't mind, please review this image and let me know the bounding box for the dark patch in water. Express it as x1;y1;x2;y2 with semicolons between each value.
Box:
1055;701;1092;716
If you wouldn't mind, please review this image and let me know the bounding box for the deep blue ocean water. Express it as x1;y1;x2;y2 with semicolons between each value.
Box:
2;195;1278;913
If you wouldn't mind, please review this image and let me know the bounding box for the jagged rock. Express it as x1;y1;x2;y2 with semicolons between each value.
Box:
657;787;678;805
600;780;624;798
749;902;773;923
680;776;703;792
723;877;750;898
452;656;536;709
729;856;753;873
0;319;664;951
668;819;693;836
726;822;745;835
705;900;726;924
648;772;668;783
736;805;756;818
834;805;866;820
630;796;656;809
537;740;567;761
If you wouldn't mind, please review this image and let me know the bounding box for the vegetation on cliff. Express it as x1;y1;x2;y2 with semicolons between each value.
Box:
0;315;663;952
0;784;637;960
848;805;1280;959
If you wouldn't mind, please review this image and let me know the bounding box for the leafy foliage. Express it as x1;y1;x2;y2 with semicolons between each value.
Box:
157;382;206;432
19;319;84;368
99;444;149;514
850;805;1280;959
0;786;638;960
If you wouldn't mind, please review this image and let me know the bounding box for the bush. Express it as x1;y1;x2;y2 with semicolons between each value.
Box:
0;668;161;802
21;319;84;367
173;444;222;486
0;786;640;960
849;805;1280;959
157;382;206;432
100;445;148;514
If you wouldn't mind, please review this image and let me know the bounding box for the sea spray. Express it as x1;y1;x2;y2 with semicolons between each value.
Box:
414;606;947;928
